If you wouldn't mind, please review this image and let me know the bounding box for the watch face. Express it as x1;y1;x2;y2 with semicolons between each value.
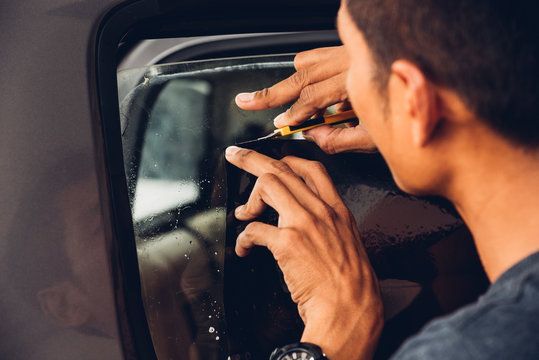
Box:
281;350;315;360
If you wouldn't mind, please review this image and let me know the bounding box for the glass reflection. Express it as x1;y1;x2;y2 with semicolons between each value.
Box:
1;156;122;360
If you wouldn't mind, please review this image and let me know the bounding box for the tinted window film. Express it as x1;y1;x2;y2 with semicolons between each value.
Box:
1;158;123;360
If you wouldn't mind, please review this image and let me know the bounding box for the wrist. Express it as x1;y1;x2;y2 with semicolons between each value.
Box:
301;302;383;360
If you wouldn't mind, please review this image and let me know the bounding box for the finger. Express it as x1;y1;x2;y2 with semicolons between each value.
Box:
235;65;346;112
225;147;334;220
280;157;344;210
235;222;281;257
233;171;307;225
294;46;348;71
236;171;329;222
235;46;348;112
225;146;293;177
273;72;348;127
303;125;378;154
234;175;274;221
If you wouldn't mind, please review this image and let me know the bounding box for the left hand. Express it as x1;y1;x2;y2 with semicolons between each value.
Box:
225;146;383;360
234;46;377;154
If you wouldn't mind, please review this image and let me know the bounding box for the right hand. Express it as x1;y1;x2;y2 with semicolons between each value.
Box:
225;146;383;360
235;46;376;154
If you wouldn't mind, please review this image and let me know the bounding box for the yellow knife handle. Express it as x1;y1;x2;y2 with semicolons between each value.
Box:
278;110;357;136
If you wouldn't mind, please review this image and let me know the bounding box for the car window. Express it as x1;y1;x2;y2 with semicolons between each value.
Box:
118;54;296;360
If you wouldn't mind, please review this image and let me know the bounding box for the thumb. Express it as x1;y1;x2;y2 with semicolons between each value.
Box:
303;125;377;154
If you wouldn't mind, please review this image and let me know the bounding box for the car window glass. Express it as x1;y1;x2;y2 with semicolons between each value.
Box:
118;55;295;360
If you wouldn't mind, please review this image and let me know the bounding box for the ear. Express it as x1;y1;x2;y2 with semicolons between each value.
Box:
37;281;91;328
391;60;440;147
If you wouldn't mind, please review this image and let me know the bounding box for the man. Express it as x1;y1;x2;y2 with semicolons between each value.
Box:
225;0;539;359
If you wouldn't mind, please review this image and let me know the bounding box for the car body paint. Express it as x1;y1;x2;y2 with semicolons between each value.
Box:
0;1;124;359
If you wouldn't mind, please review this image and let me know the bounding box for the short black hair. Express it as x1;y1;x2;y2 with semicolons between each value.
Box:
346;0;539;147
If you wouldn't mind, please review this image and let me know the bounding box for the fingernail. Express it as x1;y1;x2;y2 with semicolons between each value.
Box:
234;205;244;217
236;92;254;102
225;146;240;158
273;113;286;127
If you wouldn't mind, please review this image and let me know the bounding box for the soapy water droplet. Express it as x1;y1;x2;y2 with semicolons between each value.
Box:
215;336;220;340
209;327;215;333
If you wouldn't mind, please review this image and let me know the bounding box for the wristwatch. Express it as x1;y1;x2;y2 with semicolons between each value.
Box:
269;342;328;360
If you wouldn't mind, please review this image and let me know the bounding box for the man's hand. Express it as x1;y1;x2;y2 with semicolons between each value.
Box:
235;46;376;153
225;146;383;360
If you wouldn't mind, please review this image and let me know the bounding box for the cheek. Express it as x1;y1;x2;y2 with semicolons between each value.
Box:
346;64;387;146
347;65;371;121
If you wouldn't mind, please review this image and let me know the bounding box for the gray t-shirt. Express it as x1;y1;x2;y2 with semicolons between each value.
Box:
393;251;539;359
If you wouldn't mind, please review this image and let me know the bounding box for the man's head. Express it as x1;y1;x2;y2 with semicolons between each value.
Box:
338;0;539;195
